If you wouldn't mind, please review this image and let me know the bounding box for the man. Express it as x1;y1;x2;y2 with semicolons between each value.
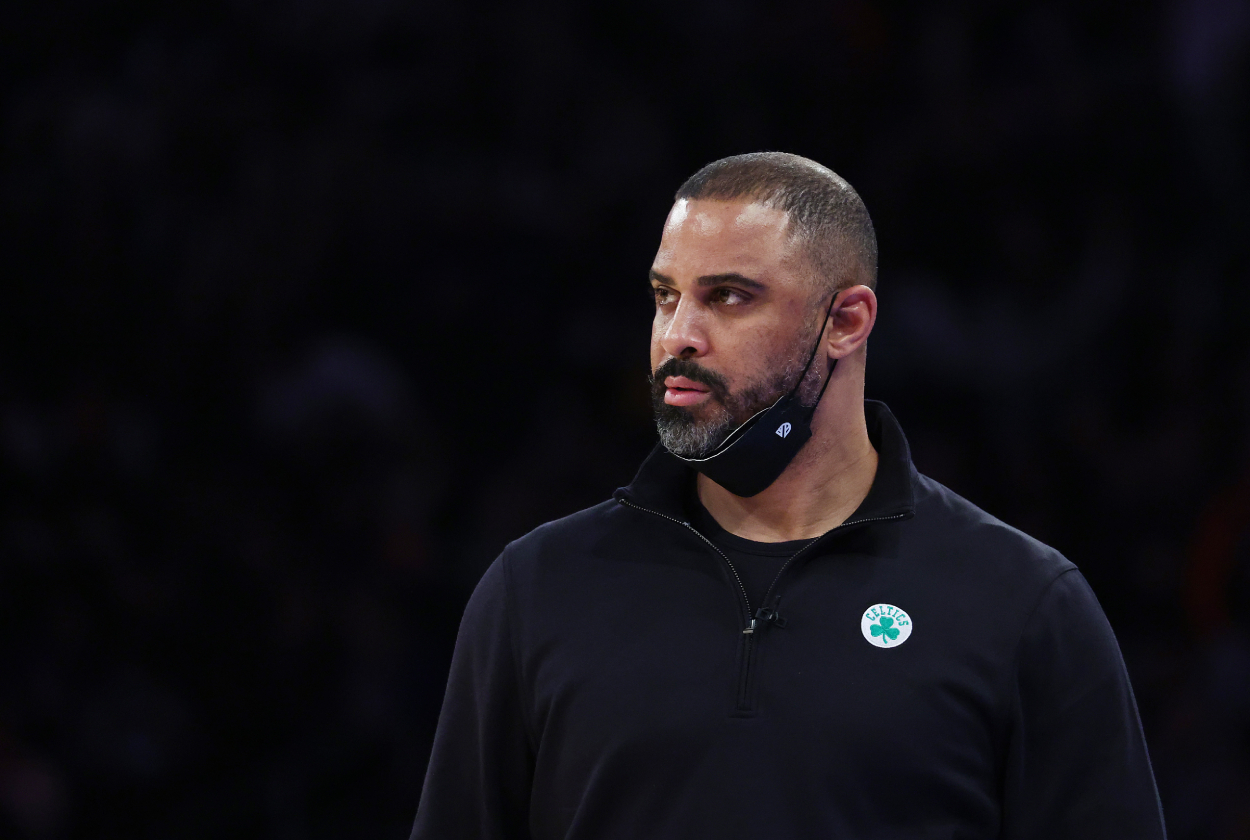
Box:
411;153;1166;838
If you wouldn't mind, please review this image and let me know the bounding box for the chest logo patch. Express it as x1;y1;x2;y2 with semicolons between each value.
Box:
861;604;913;648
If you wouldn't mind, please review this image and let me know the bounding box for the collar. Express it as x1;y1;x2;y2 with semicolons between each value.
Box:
614;399;918;527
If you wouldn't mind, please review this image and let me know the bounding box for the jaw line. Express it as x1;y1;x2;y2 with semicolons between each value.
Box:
668;396;782;464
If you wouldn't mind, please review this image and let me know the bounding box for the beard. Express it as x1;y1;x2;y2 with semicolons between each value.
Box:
649;330;826;459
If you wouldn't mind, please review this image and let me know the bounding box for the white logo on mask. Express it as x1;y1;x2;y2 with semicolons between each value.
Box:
776;422;792;438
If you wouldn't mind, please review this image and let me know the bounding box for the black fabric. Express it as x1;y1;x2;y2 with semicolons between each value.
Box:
411;401;1166;840
687;495;809;611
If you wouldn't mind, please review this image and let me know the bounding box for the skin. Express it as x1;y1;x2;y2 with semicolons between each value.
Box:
649;197;879;542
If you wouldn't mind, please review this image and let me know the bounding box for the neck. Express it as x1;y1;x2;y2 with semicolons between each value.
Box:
696;376;878;542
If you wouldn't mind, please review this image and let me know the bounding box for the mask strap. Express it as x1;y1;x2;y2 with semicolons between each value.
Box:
796;289;842;410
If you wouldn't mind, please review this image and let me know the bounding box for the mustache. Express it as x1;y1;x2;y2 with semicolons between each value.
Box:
649;357;731;403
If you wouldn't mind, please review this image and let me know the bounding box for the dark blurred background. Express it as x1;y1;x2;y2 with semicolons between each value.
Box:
2;0;1249;837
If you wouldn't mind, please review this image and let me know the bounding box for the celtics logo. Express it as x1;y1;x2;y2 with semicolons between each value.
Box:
860;604;913;648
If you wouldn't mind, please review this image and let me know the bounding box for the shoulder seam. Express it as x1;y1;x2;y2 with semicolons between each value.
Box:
1000;566;1081;733
500;551;540;752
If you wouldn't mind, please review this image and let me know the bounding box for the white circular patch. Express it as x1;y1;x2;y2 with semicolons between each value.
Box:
861;604;913;648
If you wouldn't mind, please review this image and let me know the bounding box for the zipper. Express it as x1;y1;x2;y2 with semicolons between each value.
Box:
617;496;909;712
617;497;758;710
617;497;754;623
741;511;907;711
756;511;910;614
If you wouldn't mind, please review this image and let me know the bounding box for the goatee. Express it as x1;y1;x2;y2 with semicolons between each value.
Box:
649;352;821;458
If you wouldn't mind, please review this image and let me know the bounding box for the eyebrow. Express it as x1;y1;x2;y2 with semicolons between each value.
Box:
648;269;768;292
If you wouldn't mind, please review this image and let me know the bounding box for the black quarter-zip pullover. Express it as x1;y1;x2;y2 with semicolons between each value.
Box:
411;401;1166;840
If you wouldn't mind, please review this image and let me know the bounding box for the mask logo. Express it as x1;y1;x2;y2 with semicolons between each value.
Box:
775;422;792;438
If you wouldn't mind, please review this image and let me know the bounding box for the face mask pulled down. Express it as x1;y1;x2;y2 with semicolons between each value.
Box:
651;298;839;497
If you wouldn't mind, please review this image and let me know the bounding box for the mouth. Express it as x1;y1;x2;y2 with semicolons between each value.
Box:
663;375;712;407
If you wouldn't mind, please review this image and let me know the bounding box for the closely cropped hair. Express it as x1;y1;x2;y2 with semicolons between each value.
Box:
675;152;878;295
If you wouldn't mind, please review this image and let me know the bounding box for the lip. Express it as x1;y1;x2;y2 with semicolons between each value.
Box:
664;376;712;407
664;376;708;392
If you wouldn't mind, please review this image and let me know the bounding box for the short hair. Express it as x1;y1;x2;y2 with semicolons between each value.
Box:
675;152;878;295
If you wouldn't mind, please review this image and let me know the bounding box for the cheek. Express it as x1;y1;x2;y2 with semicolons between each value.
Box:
649;314;668;365
649;342;666;373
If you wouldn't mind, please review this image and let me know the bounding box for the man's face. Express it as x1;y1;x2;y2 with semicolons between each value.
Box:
649;198;826;458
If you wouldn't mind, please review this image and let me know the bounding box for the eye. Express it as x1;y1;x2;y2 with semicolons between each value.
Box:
712;287;748;305
652;286;676;306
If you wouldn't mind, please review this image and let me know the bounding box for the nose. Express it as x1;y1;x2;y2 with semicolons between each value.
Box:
658;297;710;360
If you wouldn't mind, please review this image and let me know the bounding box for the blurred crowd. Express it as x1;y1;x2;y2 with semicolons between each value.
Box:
2;0;1248;837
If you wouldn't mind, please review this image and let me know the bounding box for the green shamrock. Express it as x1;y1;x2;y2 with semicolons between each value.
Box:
870;615;900;643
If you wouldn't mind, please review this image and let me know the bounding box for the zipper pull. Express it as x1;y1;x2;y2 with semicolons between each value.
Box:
754;607;788;629
743;619;757;635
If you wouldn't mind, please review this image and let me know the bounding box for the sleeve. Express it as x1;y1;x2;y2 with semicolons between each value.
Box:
1001;568;1166;839
410;553;535;840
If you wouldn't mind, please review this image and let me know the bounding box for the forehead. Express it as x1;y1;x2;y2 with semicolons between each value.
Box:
652;198;803;282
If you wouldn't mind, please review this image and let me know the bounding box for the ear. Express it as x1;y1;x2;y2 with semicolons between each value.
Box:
825;285;877;360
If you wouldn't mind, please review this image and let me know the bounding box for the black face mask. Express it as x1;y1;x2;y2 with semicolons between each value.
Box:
667;293;840;497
